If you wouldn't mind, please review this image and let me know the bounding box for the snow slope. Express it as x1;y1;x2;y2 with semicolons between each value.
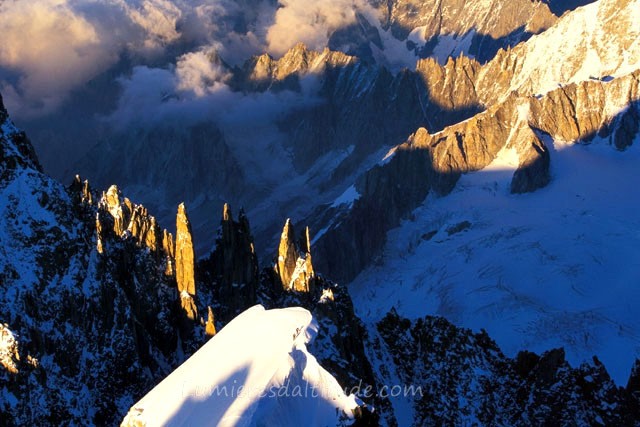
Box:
350;134;640;385
121;305;360;426
486;0;640;99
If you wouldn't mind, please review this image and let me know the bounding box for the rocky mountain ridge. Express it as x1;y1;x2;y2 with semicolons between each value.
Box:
369;0;558;62
311;0;640;281
1;99;183;424
372;309;640;425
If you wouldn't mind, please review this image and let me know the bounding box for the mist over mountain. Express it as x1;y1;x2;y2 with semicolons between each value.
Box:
2;0;639;425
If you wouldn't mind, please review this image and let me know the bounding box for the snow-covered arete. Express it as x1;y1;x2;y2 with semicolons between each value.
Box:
121;305;361;426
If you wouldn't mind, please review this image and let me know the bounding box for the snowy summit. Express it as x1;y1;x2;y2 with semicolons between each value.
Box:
121;305;361;427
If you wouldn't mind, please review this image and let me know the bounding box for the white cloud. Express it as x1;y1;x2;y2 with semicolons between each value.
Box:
0;0;246;118
106;54;323;131
175;50;231;97
266;0;371;56
127;0;182;50
0;0;116;117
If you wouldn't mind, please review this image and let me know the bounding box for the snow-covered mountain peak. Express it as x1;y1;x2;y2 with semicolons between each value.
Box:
480;0;640;101
121;305;361;427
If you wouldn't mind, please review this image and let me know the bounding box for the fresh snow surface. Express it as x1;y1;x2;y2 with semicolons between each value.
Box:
122;305;359;426
431;31;477;64
501;0;640;98
363;10;420;72
331;185;361;208
350;135;640;384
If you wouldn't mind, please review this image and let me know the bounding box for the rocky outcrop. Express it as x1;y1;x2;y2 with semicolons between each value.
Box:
175;203;197;322
127;205;160;252
528;71;640;145
0;94;41;182
200;204;259;318
404;0;640;112
274;219;315;292
162;229;175;276
510;133;551;194
627;359;640;421
373;309;640;425
275;219;299;289
175;203;196;296
415;55;483;115
69;175;92;205
87;182;174;265
100;185;128;236
205;306;217;339
0;324;20;375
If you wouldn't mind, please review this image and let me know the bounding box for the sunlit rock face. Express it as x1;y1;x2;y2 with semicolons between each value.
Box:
204;306;217;339
310;0;640;283
274;219;315;292
240;42;357;92
375;0;557;60
175;203;196;296
175;202;198;323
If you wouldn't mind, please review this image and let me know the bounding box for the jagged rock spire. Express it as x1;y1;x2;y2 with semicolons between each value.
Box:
175;203;196;296
175;203;197;321
205;203;258;318
205;306;216;339
162;229;175;276
127;205;160;252
95;212;104;254
275;219;314;292
222;202;232;222
276;219;299;289
101;185;127;236
94;183;164;254
70;175;92;205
